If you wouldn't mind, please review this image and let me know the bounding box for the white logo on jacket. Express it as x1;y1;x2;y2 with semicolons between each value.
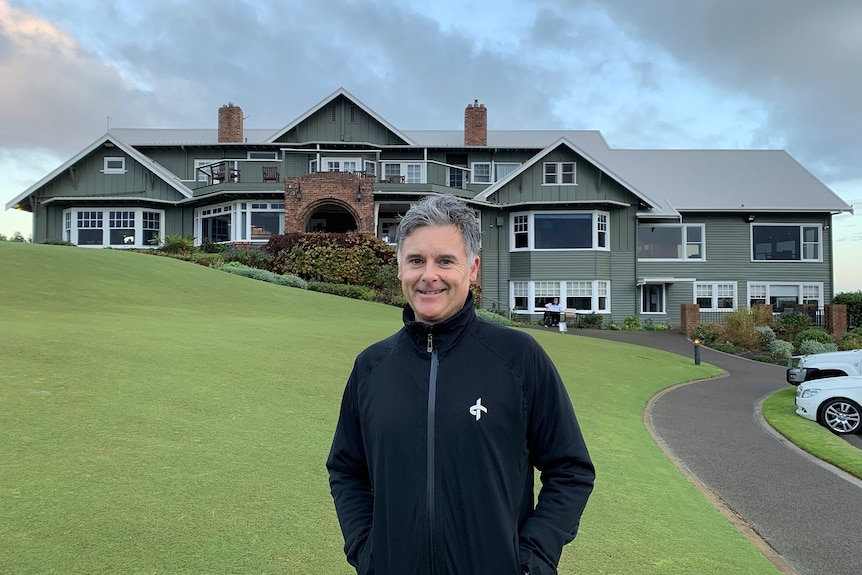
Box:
469;398;488;421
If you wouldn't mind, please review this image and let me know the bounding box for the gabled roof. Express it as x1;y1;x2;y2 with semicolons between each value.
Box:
4;133;193;211
475;137;668;213
264;87;417;146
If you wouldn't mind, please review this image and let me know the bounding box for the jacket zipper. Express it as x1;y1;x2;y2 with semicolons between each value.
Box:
426;332;438;574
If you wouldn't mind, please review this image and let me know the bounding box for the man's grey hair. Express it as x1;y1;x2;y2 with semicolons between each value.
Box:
396;195;481;263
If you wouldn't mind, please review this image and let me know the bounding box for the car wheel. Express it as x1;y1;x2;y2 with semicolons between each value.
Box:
820;398;862;435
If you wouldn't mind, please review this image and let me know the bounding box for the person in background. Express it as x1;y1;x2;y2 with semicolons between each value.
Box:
545;297;562;327
327;194;594;575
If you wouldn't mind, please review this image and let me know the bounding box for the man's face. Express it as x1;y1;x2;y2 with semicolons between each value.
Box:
397;224;479;325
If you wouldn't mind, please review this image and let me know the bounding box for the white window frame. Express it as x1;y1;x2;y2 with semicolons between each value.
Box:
640;284;666;314
751;223;822;262
509;280;611;315
309;159;318;173
322;157;362;173
543;162;576;185
494;162;520;181
63;208;164;248
102;157;126;174
510;210;610;252
471;162;491;184
382;162;425;183
364;160;376;176
637;223;706;261
747;282;824;311
247;151;278;161
694;282;737;311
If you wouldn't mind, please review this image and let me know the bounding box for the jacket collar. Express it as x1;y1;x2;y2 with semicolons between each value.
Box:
402;293;476;355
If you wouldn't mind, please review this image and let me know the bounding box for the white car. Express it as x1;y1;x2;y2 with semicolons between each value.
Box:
796;375;862;434
786;348;862;385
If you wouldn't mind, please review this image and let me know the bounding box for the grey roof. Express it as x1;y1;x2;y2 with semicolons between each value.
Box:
601;149;852;213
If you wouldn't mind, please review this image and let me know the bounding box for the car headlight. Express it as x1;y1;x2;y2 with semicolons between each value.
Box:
799;388;821;399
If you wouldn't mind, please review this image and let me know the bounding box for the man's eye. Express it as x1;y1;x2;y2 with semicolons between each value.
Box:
439;259;452;265
409;258;423;265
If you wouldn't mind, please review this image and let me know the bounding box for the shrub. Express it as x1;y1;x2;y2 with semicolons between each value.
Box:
188;252;225;268
216;263;307;289
798;340;838;355
752;354;773;363
690;323;723;346
769;339;794;359
793;327;833;350
159;234;195;254
265;232;396;287
200;237;228;254
38;239;76;246
476;308;516;327
722;309;761;350
622;315;641;330
715;343;738;354
271;274;308;289
223;248;273;270
773;311;812;342
579;313;603;329
839;332;862;350
308;281;377;301
755;325;777;350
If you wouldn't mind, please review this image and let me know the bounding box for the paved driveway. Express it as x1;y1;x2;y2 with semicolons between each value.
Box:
571;329;862;575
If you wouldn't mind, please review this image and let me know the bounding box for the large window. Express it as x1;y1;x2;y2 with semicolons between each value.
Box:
510;280;610;314
109;211;135;245
197;201;284;243
752;224;821;261
695;282;736;310
543;162;576;185
638;224;705;260
64;208;164;247
510;211;609;251
748;283;823;311
323;157;361;173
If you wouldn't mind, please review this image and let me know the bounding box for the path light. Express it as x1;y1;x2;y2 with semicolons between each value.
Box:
693;338;701;365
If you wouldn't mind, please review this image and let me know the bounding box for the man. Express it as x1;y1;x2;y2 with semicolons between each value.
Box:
544;297;562;327
327;194;594;575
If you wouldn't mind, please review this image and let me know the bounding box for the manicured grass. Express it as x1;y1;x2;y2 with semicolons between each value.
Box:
0;242;781;574
762;387;862;479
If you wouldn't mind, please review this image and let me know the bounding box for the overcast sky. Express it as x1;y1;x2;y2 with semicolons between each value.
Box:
2;0;860;289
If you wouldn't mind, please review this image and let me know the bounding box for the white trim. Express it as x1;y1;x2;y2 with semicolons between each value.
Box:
750;222;823;262
62;207;165;248
510;210;610;252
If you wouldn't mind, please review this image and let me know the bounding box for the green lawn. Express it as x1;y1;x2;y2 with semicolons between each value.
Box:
0;242;781;574
762;387;862;479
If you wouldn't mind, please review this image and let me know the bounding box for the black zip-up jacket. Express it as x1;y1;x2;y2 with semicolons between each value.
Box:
327;296;594;575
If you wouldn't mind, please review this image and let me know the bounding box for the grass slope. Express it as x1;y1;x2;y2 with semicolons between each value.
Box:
0;242;780;574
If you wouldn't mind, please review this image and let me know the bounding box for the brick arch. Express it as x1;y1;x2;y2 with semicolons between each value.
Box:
300;198;362;233
284;172;374;234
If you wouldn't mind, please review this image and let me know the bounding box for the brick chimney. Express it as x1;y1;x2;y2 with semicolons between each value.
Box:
218;103;244;143
464;100;487;146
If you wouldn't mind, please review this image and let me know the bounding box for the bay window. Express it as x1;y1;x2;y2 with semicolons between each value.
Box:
511;211;610;251
748;283;823;311
64;208;164;247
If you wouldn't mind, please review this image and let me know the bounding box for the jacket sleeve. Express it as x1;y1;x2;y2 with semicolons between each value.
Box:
518;345;595;574
326;368;374;570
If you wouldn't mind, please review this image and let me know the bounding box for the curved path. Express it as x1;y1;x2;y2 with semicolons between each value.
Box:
572;329;862;575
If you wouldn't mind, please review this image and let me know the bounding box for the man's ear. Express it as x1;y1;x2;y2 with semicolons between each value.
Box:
469;256;480;283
